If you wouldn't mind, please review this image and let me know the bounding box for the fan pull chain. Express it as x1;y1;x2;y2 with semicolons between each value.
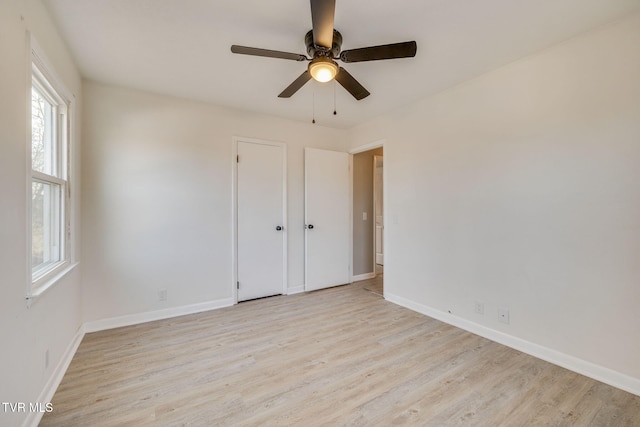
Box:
312;84;316;124
333;80;337;116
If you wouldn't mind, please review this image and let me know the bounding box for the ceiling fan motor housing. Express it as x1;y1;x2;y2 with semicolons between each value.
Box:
305;29;343;59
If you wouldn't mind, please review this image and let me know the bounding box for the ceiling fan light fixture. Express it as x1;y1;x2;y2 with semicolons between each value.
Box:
308;57;339;83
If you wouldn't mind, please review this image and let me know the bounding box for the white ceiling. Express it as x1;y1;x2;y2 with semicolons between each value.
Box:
43;0;640;129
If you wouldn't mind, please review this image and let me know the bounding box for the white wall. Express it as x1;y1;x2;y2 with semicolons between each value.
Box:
0;1;83;426
81;82;348;323
348;13;640;390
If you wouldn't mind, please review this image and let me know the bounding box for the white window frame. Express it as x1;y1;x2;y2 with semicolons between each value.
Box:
27;35;75;300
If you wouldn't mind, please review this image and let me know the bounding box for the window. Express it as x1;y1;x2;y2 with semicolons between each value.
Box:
29;48;72;294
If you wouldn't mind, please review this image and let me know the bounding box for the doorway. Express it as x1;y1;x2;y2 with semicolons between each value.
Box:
374;155;384;268
351;143;384;296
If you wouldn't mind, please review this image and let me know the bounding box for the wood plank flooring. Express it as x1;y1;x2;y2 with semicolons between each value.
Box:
41;276;640;426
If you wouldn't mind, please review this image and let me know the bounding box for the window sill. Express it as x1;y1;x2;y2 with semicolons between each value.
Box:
26;262;79;307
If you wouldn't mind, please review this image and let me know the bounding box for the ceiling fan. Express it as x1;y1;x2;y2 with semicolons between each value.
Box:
230;0;417;101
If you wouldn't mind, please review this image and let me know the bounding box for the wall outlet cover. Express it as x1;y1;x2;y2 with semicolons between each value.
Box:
498;307;510;324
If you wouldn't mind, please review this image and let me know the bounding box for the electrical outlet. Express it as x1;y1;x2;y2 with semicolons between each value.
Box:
158;289;167;301
362;212;368;221
498;307;510;324
475;302;484;315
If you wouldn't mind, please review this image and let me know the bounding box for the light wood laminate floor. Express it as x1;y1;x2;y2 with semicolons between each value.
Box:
41;276;640;426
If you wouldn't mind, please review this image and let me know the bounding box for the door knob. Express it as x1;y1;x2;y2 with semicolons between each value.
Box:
276;226;283;231
306;224;314;229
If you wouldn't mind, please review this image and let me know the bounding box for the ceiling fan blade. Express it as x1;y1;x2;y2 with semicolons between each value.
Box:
310;0;335;48
335;67;370;100
278;71;313;98
340;41;417;63
231;45;307;61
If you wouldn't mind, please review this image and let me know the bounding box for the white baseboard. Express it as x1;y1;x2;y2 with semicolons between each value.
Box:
24;326;85;427
83;297;235;333
352;272;375;282
385;292;640;397
287;285;305;295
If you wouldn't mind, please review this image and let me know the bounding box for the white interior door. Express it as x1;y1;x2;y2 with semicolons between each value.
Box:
305;148;351;291
237;140;286;301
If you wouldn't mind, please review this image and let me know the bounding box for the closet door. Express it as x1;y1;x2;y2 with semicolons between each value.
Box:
236;140;286;301
304;147;350;291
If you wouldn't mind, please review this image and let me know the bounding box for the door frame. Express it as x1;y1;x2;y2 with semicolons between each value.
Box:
349;140;385;280
232;136;288;304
